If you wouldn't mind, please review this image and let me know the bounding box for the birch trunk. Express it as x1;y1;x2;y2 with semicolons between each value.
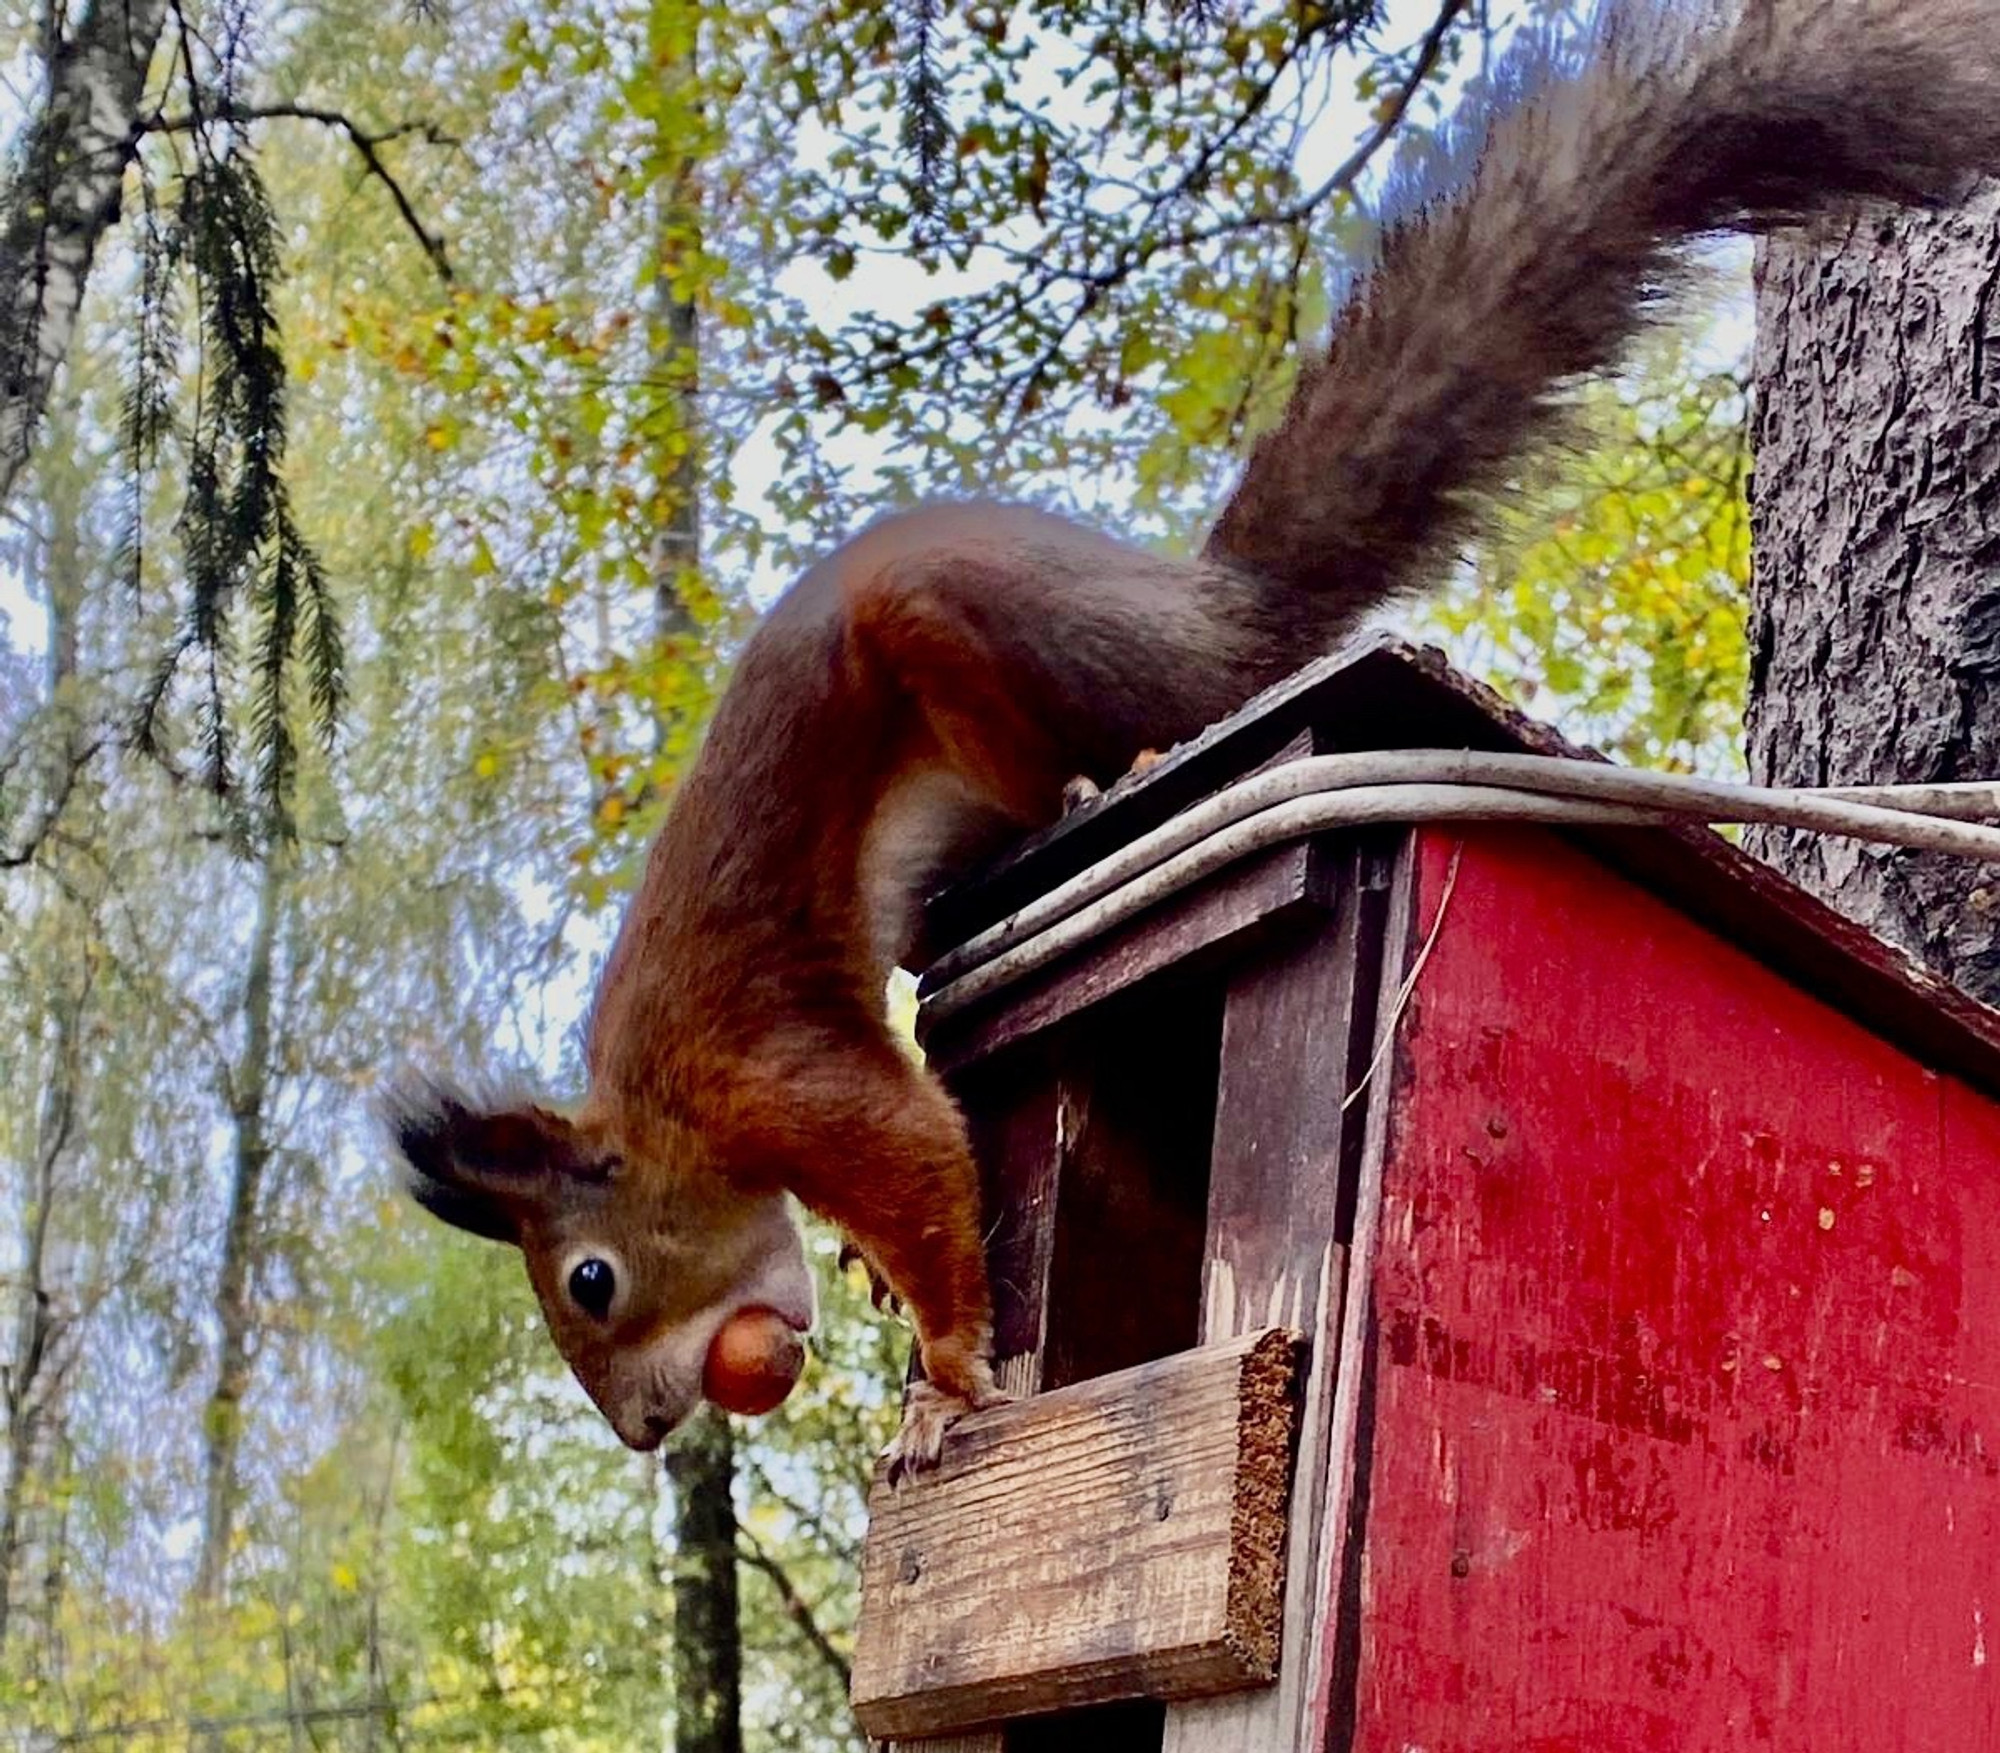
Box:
194;844;289;1603
0;0;171;512
0;446;93;1651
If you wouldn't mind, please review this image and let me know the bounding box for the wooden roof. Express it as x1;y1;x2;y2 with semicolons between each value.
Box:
920;636;2000;1099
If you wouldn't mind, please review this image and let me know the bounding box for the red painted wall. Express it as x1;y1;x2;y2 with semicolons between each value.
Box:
1350;828;2000;1751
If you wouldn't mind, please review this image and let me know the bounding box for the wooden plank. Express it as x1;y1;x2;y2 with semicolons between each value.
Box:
887;923;1247;1749
883;1008;1212;1751
1304;835;1419;1744
1162;836;1400;1753
957;1060;1065;1375
920;839;1322;1073
879;1061;1068;1753
851;1329;1307;1742
1344;827;2000;1748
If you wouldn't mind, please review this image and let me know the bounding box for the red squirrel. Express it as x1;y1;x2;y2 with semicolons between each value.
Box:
391;0;2000;1474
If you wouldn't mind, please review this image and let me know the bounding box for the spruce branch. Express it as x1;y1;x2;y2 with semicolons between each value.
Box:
896;0;952;249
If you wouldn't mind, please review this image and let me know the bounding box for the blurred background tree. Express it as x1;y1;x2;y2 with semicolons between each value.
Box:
0;0;1750;1744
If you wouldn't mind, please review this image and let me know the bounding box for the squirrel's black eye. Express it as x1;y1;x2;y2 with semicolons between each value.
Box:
568;1257;616;1319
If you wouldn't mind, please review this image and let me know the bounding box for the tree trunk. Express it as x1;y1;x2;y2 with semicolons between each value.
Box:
645;8;742;1745
651;216;701;662
0;0;171;513
194;843;289;1604
0;996;80;1652
663;1411;742;1753
0;446;94;1651
1746;192;2000;998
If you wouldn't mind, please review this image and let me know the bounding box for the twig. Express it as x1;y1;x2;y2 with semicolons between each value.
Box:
0;728;105;869
139;104;456;281
743;1458;862;1567
989;0;1465;431
1277;0;1465;225
736;1527;854;1690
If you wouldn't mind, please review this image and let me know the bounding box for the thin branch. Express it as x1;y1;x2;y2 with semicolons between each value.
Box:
139;104;456;281
167;0;207;135
736;1527;853;1691
743;1458;862;1567
983;0;1466;430
1279;0;1465;225
0;728;105;869
1115;0;1468;267
1141;0;1364;227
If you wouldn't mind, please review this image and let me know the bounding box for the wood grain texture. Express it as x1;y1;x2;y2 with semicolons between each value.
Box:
882;636;2000;1750
1163;839;1397;1753
851;1329;1305;1741
921;839;1321;1073
958;1061;1065;1373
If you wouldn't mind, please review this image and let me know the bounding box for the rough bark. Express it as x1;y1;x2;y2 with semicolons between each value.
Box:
1746;191;2000;1000
194;843;289;1604
0;0;172;514
663;1411;743;1753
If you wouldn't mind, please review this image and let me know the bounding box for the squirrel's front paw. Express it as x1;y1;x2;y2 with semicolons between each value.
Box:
881;1373;1013;1485
881;1382;965;1484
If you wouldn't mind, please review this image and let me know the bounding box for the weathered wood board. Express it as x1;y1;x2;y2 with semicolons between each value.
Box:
851;1328;1306;1741
922;840;1322;1073
1160;837;1399;1752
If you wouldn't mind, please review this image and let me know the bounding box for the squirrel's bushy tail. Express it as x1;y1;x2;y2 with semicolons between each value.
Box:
1205;0;2000;622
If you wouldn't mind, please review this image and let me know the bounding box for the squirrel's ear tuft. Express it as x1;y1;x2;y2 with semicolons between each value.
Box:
404;1163;521;1244
381;1077;581;1246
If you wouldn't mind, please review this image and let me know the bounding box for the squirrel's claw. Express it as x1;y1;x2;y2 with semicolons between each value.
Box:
882;1376;1013;1485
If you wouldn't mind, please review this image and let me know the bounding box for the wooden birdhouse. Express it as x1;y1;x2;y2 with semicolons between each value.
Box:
848;638;2000;1752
